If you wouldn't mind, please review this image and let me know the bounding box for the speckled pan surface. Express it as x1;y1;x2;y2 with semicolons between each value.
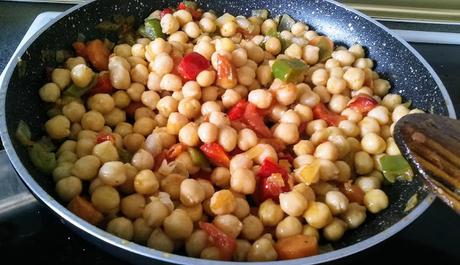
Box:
0;0;455;264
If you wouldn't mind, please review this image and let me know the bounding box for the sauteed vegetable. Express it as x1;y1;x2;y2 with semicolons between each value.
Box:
18;1;423;261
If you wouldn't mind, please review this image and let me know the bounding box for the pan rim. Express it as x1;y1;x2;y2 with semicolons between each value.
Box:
0;0;455;264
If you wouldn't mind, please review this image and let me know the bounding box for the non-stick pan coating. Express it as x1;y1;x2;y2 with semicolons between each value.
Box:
0;0;455;264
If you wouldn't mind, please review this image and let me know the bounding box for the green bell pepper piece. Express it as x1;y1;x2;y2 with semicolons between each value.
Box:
29;143;57;175
188;147;211;171
15;120;34;146
277;14;295;32
252;9;269;20
271;58;307;82
141;19;165;40
379;155;414;183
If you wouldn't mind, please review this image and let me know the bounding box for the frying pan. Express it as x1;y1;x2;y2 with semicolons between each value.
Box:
0;0;456;264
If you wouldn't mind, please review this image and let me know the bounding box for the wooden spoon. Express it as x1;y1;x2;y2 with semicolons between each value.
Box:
394;113;460;214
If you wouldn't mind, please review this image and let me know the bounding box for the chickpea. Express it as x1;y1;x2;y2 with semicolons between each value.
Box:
133;218;153;244
166;112;188;135
218;125;237;152
91;185;120;213
354;151;374;175
119;194;145;219
177;97;200;119
157;96;178;117
332;50;355;66
106;217;134;241
233;197;250;219
248;89;272;109
132;169;158;195
392;104;410;123
92;140;118;163
178;122;200;146
258;199;284;227
340;202;366;229
364;189;389;213
230;168;256;194
241;214;264;240
250;143;278;165
55;176;82;202
80;111;105;132
273;122;299;145
247;238;278;261
276;216;303;239
343;67;365;90
201;86;219;101
199;17;216;33
160;173;186;200
381;94;402;111
303;201;333;229
131;149;154;171
325;190;349;215
186;230;208;257
50;68;71;90
208;167;229;188
235;128;257;151
178;178;205;207
96;161;127;187
147;228;174;253
359;117;380;137
53;162;74;182
279;190;308;217
311;68;329;86
221;21;238;37
323;218;348;241
233;239;251;261
313;141;337;161
160;13;180;34
45;115;70;139
221;89;241;108
71;64;94;87
285;43;302;59
123;133;145;153
71;155;101;181
210;189;236;215
361;133;386;155
213;214;243;238
200;247;221;260
197;122;218;144
274;83;297;106
39;82;60;102
302;224;320;240
143;199;170;227
163;209;193;240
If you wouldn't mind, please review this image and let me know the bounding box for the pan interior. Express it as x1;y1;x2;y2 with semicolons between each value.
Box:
1;0;450;260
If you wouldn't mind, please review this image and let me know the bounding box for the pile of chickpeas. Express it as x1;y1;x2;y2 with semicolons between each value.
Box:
37;6;423;262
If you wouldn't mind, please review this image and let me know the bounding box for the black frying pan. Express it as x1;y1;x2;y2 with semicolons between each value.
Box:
0;0;456;264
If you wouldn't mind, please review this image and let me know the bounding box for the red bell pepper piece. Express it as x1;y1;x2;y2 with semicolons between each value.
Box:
85;39;110;71
199;222;236;261
259;173;290;202
257;158;291;201
166;143;188;161
178;2;187;9
216;54;237;89
227;100;248;121
200;143;230;167
160;8;173;18
243;103;272;138
177;52;210;80
258;158;288;179
312;103;345;126
96;132;115;144
339;182;365;205
89;72;113;96
348;94;378;114
72;41;87;59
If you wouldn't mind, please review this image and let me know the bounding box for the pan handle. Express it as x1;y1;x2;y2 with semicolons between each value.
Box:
0;150;38;221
